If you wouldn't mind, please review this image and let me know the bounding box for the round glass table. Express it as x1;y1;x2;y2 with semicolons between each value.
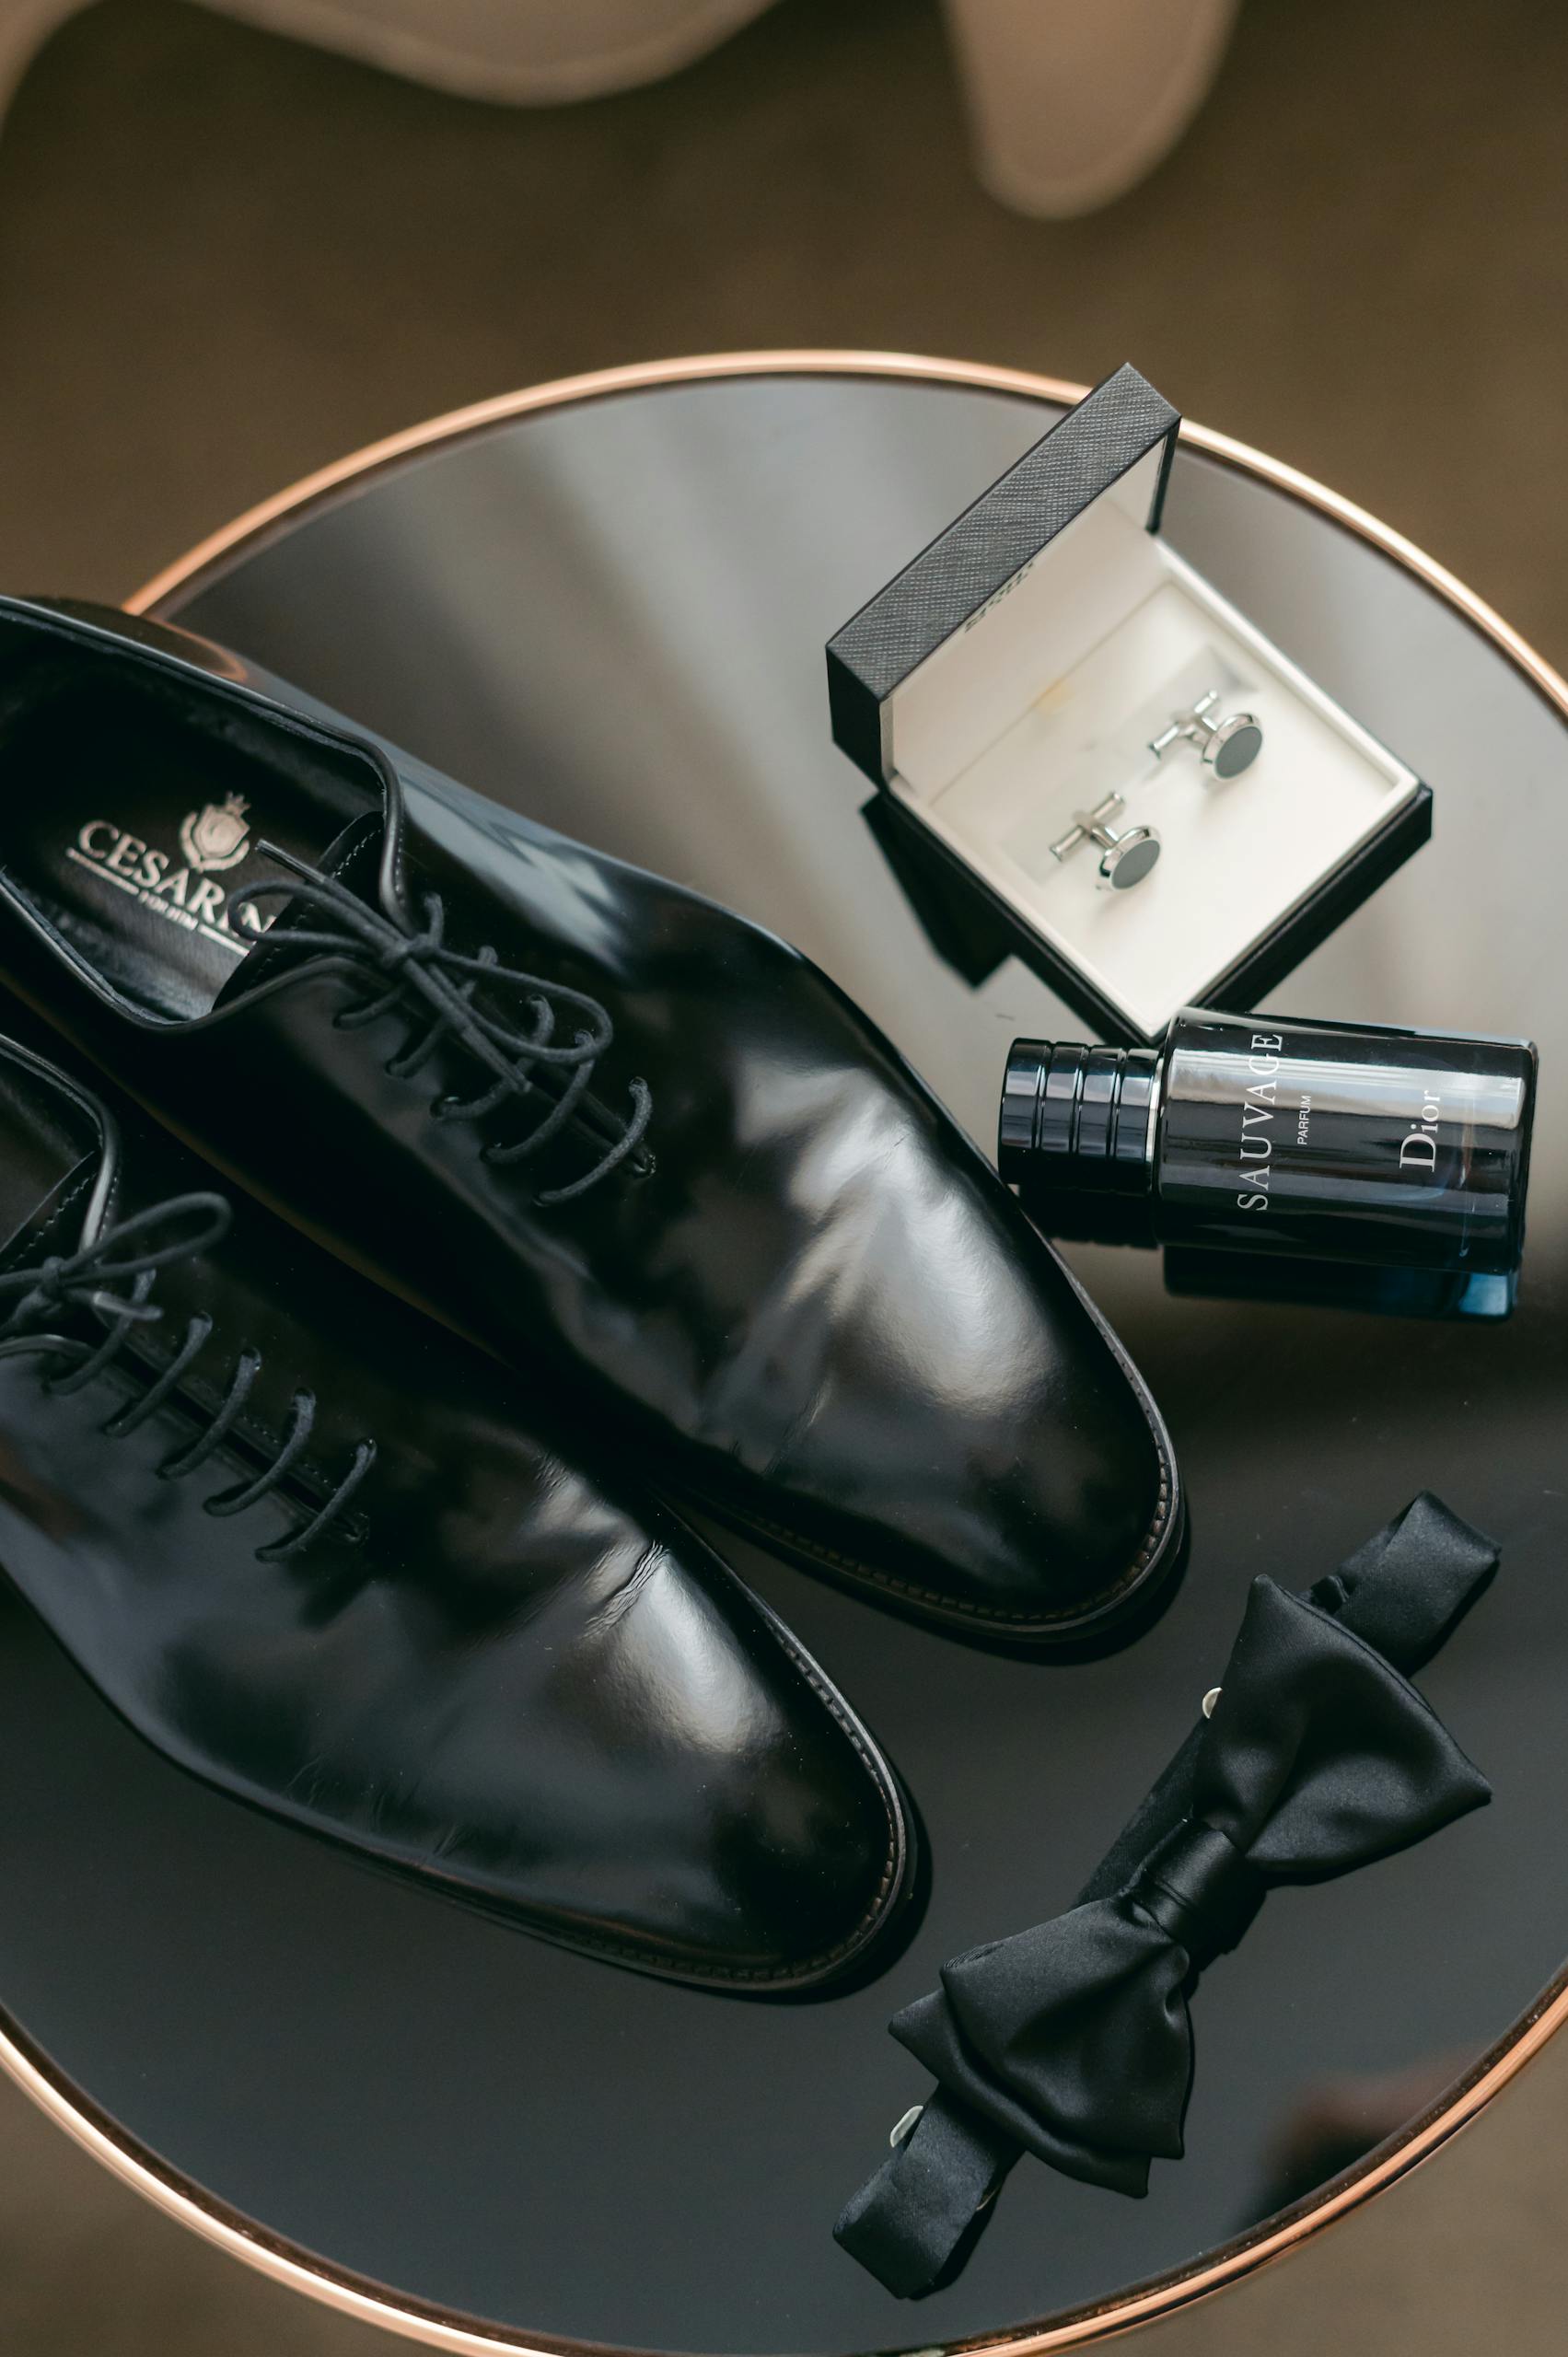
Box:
1;355;1564;2357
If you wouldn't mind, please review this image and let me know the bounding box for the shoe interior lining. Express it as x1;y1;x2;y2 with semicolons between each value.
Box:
0;659;377;1020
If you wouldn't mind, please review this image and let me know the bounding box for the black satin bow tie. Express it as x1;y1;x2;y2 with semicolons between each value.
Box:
836;1494;1498;2298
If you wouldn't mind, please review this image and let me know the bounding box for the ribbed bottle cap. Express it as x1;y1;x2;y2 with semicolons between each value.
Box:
998;1039;1160;1213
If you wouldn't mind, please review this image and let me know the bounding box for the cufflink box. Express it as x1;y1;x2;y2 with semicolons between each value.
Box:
826;364;1432;1045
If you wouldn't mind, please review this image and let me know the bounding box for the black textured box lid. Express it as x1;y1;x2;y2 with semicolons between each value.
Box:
827;364;1179;787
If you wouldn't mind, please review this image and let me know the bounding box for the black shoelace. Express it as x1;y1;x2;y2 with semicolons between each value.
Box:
229;855;654;1206
0;1193;377;1562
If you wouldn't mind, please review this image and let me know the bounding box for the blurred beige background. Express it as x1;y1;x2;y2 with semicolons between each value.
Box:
1;0;1566;2350
3;0;1567;662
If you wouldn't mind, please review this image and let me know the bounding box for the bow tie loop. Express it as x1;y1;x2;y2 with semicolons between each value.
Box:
1133;1817;1259;1962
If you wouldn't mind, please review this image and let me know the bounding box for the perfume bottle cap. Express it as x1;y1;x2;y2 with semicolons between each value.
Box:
998;1039;1159;1226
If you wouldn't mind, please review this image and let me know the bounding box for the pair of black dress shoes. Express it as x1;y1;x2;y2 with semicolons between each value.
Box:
0;594;1181;1992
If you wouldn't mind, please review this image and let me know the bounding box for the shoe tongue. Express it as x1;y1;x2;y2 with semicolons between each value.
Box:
214;810;384;1006
0;1057;105;1275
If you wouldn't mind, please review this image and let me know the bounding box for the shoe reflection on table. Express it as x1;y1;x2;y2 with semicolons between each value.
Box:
1249;2051;1473;2223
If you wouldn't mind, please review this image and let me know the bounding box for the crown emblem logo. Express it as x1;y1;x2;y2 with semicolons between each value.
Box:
180;793;251;874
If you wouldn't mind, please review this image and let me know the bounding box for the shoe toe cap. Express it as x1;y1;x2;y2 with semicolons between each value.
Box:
760;1188;1175;1635
610;1552;913;1989
445;1511;914;1991
690;1017;1178;1639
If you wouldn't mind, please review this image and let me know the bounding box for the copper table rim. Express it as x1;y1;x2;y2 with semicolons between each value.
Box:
0;347;1549;2357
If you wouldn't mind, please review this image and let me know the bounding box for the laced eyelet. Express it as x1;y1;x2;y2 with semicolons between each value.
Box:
251;1434;377;1562
2;1202;375;1563
223;861;652;1201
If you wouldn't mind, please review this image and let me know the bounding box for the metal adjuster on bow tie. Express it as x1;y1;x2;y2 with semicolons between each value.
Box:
1202;1687;1221;1718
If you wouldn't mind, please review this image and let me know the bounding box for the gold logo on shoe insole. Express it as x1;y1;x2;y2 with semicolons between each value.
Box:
179;794;252;874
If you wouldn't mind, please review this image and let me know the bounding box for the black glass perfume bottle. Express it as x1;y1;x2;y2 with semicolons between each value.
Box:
999;1007;1538;1275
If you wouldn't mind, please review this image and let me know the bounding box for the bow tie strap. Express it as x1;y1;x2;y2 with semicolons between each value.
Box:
835;1495;1498;2300
834;2099;1014;2302
1306;1488;1500;1674
835;2087;1030;2298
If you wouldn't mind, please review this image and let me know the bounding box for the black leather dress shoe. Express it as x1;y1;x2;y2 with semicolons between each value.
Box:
0;1023;912;1990
0;597;1180;1643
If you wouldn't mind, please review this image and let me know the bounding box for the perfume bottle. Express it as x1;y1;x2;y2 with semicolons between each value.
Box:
998;1007;1538;1275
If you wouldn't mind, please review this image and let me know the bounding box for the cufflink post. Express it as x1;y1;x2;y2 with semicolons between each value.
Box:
1050;792;1161;891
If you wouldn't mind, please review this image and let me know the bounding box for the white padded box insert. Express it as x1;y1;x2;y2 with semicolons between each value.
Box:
881;450;1421;1039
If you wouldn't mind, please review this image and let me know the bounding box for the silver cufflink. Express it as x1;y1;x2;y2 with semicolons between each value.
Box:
1150;688;1263;779
1050;793;1161;891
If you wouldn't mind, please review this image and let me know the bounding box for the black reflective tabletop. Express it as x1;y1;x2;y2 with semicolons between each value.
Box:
4;364;1565;2355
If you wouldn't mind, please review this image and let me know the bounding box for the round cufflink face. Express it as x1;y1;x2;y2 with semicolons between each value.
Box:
1098;826;1161;890
1149;691;1264;781
1206;713;1264;779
